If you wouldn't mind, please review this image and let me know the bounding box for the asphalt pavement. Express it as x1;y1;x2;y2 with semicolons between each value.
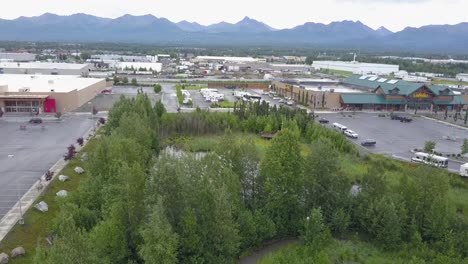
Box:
318;113;468;173
0;115;95;220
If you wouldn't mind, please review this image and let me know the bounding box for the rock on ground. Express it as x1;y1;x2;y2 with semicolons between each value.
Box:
0;252;8;264
58;175;69;182
74;167;85;174
11;247;25;258
34;201;48;212
56;190;68;197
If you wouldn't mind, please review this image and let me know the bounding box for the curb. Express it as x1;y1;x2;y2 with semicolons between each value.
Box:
0;124;97;243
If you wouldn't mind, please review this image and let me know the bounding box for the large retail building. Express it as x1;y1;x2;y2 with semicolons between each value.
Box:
272;75;467;111
0;74;106;114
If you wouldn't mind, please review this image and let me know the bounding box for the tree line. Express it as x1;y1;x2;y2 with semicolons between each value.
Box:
34;94;467;263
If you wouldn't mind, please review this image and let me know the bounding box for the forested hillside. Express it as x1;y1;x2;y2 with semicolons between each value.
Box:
33;94;467;263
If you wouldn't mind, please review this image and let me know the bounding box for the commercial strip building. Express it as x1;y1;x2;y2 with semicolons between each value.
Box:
0;62;92;76
312;60;399;75
272;75;468;111
0;74;106;114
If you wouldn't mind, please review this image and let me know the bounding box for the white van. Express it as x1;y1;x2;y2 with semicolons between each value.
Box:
333;123;347;132
460;163;468;177
411;152;448;168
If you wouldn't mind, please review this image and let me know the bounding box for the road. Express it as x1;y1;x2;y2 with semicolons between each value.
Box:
161;83;179;113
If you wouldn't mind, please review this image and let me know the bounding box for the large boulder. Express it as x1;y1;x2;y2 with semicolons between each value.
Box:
81;152;89;162
0;252;8;264
74;167;85;174
56;190;68;198
34;201;48;212
11;247;25;258
58;175;69;182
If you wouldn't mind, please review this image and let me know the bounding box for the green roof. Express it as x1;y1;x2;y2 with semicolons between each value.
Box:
342;75;382;90
434;95;466;105
341;94;406;105
343;75;454;96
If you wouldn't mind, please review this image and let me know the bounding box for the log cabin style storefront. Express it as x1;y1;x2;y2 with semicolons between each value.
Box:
340;75;466;112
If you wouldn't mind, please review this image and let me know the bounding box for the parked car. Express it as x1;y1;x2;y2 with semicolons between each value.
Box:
286;101;294;106
361;139;376;146
273;97;280;100
29;117;43;124
318;118;329;124
278;99;286;104
101;89;112;94
344;129;359;138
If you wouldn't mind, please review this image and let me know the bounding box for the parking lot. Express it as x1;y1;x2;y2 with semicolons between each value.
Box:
187;88;290;109
75;86;162;112
319;113;468;172
0;115;95;219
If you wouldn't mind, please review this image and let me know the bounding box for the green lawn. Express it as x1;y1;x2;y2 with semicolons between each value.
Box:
432;78;468;86
0;136;101;264
258;238;413;264
211;99;236;108
176;83;208;90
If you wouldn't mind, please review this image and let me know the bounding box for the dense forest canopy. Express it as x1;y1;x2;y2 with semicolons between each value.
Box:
34;94;468;263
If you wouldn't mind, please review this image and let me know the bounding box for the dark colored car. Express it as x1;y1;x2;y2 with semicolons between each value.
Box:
361;139;377;147
318;118;329;124
29;117;43;124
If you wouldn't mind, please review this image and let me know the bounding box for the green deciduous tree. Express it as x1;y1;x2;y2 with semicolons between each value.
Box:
139;200;179;264
424;140;436;153
260;129;304;235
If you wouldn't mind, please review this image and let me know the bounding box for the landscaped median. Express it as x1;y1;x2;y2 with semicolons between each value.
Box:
0;128;103;264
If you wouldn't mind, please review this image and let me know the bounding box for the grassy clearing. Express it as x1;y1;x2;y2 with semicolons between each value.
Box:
258;238;410;264
176;83;208;90
0;137;100;264
432;79;468;86
211;99;236;108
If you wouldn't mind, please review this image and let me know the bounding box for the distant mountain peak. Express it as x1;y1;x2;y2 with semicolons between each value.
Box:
376;26;393;36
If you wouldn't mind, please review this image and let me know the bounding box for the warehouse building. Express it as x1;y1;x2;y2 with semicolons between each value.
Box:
0;62;92;76
0;52;36;62
118;62;162;72
0;74;106;114
312;60;399;75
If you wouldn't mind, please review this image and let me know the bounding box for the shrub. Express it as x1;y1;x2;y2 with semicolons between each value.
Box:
45;170;54;181
64;144;77;161
99;117;106;125
77;137;84;146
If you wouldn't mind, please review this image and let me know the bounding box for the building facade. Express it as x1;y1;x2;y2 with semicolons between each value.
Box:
0;75;106;114
0;62;92;76
340;75;466;111
312;61;399;75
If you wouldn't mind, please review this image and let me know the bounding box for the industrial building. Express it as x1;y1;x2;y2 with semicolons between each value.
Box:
193;56;260;63
312;60;399;75
0;74;106;114
118;62;162;72
456;73;468;82
0;52;36;62
0;62;92;76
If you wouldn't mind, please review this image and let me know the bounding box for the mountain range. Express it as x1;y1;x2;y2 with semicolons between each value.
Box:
0;13;467;54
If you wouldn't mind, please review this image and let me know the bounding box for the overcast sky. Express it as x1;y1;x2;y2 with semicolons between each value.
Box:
0;0;465;31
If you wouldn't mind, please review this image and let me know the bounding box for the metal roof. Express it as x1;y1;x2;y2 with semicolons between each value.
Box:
434;95;466;105
343;75;454;96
